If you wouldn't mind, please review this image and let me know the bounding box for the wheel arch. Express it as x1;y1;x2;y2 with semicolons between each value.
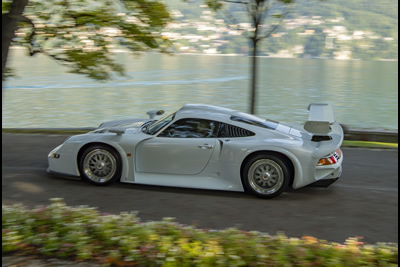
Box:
240;150;296;188
77;142;129;181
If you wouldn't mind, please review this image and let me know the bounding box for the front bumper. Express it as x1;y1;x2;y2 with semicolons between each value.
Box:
48;144;80;177
308;166;342;188
47;167;80;179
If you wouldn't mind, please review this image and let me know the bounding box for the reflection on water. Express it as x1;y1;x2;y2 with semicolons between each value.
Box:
2;48;398;130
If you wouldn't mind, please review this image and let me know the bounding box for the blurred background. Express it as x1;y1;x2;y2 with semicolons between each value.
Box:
2;0;398;130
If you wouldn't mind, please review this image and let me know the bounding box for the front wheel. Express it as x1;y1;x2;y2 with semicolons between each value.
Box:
242;154;290;199
79;145;121;185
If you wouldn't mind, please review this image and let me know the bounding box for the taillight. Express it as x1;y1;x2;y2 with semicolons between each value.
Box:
318;149;341;166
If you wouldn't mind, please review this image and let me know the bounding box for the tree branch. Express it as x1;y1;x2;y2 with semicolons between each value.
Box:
217;3;250;38
257;4;291;41
17;15;40;56
222;0;249;4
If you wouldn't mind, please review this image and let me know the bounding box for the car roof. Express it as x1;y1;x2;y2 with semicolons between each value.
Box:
176;104;269;124
179;104;237;115
175;104;238;121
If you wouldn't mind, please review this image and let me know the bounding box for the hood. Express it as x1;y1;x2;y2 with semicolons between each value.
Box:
91;120;151;134
97;118;150;128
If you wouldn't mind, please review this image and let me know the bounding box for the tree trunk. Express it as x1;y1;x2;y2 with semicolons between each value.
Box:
2;0;29;82
249;38;258;114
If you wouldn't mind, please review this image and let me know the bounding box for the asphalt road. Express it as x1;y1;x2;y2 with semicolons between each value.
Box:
2;133;398;244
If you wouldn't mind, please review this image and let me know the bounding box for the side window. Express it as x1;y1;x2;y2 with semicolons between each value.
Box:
230;115;278;130
218;123;255;138
158;119;220;138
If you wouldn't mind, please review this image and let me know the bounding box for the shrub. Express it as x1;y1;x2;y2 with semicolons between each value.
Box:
2;198;398;266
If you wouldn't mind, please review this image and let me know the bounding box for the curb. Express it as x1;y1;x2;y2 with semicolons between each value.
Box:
342;125;398;143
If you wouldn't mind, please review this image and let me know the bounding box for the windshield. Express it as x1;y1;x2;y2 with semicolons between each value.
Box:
145;113;175;135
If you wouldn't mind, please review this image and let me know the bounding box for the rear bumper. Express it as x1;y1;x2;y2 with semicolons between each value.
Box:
308;177;339;188
308;167;342;188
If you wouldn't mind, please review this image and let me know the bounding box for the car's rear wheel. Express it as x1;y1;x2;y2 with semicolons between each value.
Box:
79;145;121;185
242;154;290;199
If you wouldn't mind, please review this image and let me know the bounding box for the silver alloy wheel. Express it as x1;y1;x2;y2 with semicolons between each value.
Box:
247;159;284;195
83;149;117;183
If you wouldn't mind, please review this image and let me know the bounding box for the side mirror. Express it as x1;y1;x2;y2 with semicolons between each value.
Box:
109;127;126;135
146;109;165;119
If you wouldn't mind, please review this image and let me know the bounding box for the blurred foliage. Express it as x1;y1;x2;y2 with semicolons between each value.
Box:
5;0;173;80
2;67;17;80
2;0;12;12
3;199;399;265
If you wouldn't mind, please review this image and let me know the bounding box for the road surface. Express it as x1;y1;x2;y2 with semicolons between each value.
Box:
2;133;398;244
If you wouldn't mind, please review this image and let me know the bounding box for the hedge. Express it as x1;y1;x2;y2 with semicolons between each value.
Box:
2;198;398;266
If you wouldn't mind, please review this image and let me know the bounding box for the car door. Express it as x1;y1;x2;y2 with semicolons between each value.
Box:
135;118;220;175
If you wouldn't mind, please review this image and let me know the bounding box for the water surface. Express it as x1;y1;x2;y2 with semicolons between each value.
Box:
2;49;398;130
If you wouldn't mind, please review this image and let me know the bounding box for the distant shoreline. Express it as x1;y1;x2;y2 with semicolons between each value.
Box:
9;46;398;62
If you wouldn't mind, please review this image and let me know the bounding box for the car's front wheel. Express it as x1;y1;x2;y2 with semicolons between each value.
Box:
242;154;290;199
79;145;121;185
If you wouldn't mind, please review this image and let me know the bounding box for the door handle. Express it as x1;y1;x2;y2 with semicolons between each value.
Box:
198;144;214;149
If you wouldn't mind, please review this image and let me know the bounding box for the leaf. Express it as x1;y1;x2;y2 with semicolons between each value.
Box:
7;0;173;80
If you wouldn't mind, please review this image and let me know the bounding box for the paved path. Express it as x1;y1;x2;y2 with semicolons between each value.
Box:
2;133;398;245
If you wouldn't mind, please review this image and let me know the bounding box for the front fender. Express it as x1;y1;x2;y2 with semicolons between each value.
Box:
68;135;131;181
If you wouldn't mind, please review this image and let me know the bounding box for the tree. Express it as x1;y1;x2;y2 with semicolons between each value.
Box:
303;34;325;57
2;0;172;82
205;0;295;114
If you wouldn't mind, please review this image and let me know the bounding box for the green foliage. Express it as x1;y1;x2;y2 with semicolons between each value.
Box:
303;35;326;57
2;0;12;13
2;67;17;80
204;0;223;12
8;0;173;80
3;199;399;266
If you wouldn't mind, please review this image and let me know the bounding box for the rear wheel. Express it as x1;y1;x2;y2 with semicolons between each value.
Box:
242;154;290;199
79;145;121;185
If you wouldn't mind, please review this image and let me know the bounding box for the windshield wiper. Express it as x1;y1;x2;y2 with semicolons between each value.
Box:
142;120;156;134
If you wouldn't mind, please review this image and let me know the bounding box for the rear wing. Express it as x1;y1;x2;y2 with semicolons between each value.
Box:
304;103;344;157
304;103;336;134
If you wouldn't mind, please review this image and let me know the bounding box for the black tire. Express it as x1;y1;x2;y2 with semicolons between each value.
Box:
79;145;122;185
242;154;290;199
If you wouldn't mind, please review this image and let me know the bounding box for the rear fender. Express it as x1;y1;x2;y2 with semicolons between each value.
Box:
241;146;303;188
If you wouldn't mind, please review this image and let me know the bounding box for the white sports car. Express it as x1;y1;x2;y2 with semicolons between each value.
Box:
48;103;343;198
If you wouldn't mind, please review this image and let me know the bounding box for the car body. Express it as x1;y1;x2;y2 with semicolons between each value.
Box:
48;103;344;198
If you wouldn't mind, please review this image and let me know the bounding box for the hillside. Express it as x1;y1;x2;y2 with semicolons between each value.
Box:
161;0;398;60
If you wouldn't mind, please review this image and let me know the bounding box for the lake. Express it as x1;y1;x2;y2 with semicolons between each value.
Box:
2;48;398;130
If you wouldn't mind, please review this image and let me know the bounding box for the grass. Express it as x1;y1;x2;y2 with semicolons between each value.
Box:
2;128;398;149
342;140;398;149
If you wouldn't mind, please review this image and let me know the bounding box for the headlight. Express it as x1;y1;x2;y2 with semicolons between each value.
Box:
48;145;62;159
49;153;60;159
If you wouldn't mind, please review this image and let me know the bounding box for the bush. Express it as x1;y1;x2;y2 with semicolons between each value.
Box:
2;198;398;266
